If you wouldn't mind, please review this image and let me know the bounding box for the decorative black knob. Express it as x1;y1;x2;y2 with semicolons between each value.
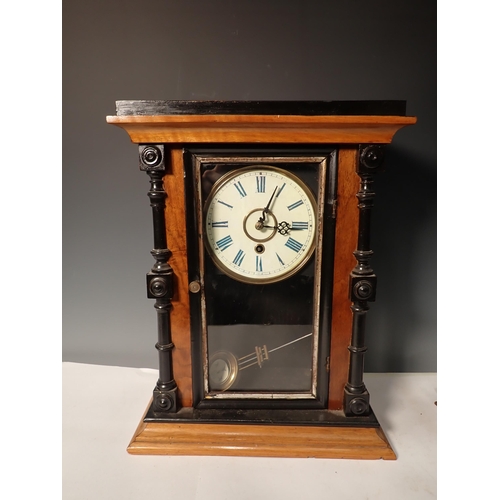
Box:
349;397;369;415
155;393;173;411
359;145;385;170
141;146;162;168
149;277;167;297
353;280;373;300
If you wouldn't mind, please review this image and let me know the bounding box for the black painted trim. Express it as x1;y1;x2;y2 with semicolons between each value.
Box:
144;404;381;427
116;100;407;116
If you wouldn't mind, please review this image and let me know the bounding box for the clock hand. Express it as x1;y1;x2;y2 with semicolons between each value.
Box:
262;221;292;235
258;186;278;224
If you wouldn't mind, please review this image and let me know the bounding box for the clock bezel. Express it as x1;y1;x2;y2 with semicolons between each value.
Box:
202;164;319;285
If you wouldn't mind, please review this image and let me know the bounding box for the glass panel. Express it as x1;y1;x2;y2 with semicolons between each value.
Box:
207;325;313;392
199;160;321;396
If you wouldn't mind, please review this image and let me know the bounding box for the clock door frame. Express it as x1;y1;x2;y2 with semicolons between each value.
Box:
183;147;337;410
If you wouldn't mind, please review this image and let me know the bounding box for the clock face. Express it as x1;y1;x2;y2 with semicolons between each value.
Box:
204;166;317;284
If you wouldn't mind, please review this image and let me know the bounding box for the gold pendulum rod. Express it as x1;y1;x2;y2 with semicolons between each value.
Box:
238;346;269;370
238;332;313;371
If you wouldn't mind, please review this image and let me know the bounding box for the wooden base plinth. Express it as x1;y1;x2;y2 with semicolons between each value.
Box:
127;418;396;459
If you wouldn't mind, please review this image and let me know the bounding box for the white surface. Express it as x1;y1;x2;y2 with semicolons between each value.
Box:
63;363;436;499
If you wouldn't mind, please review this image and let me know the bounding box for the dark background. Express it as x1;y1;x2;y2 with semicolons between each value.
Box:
63;0;436;371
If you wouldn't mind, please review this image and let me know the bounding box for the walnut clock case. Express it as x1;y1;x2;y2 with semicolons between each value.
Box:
107;101;416;459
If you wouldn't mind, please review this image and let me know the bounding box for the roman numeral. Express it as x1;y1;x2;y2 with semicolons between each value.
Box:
217;200;233;209
291;221;308;230
276;253;285;266
276;183;286;198
287;200;304;211
255;255;263;272
234;181;247;197
212;221;229;228
285;237;303;253
233;249;245;266
215;235;233;252
256;176;266;193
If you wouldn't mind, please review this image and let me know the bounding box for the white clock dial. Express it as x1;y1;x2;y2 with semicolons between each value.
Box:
204;166;317;284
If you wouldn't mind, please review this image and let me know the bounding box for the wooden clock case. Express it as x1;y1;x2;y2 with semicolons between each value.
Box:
107;100;416;459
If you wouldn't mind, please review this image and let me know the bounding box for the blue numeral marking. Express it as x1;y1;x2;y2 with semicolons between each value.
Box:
255;255;263;272
216;235;233;252
217;200;233;209
291;221;308;230
234;181;247;197
233;249;245;266
276;182;286;198
276;253;285;266
285;237;303;253
256;176;266;193
212;221;229;228
287;200;304;211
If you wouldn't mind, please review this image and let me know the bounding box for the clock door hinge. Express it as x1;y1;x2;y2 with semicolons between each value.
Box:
332;200;337;219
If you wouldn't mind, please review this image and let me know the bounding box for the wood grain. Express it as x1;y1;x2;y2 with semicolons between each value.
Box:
328;148;360;410
107;114;416;145
163;148;192;407
127;419;396;459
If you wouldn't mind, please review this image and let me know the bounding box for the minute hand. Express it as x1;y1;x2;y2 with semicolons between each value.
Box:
258;186;278;223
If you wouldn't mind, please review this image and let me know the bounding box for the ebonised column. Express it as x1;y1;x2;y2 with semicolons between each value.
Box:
344;144;385;416
139;144;178;413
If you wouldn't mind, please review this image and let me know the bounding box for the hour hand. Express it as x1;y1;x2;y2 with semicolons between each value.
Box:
263;221;309;235
263;221;292;235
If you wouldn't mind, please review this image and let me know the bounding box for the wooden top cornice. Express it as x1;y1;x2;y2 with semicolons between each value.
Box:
106;100;417;144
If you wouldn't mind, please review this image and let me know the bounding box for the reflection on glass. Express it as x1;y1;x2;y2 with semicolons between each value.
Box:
208;325;313;392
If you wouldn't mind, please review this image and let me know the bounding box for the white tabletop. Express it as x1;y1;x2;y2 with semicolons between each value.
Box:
62;362;436;499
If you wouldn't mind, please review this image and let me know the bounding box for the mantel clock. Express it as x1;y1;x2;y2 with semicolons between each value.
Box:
106;100;416;459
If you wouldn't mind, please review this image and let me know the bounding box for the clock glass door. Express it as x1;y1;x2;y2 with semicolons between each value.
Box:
185;150;337;408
